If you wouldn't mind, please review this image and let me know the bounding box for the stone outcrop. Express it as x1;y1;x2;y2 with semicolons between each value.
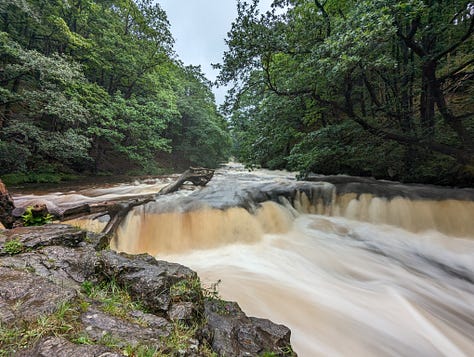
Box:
80;307;169;349
97;251;197;315
0;224;296;356
204;300;293;356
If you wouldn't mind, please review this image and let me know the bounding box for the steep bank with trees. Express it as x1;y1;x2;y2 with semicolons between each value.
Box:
218;0;474;186
0;0;230;180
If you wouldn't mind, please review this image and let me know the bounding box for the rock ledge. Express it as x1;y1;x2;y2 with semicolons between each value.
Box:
0;224;295;356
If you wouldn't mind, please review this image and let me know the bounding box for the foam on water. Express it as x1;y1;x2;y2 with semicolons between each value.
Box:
157;214;474;356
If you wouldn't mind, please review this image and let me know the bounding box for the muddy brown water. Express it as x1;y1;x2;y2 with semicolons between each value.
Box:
12;164;474;356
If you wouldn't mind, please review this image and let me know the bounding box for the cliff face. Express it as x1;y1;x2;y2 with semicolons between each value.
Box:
0;224;295;356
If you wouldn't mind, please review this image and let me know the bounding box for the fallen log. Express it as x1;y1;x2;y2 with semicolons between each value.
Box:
159;167;214;195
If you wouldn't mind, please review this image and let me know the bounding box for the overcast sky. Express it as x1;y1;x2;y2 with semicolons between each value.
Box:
159;0;273;104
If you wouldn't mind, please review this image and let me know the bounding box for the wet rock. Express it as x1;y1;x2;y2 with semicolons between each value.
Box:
304;174;474;201
128;309;170;329
87;231;113;251
149;179;334;214
0;224;86;255
203;300;294;356
0;244;99;290
80;307;169;348
0;267;76;325
0;224;296;356
250;317;294;350
169;302;196;322
17;336;123;357
98;251;196;315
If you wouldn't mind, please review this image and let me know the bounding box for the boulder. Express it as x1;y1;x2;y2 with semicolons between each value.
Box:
0;224;86;254
203;299;294;356
169;301;196;322
97;251;198;316
0;244;99;290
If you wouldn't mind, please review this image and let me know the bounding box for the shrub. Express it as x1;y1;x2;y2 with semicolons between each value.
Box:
22;206;54;226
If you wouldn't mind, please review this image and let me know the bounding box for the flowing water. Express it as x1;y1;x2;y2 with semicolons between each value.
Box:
12;165;474;356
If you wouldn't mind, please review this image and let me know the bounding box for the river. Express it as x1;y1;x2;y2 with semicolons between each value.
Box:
12;164;474;356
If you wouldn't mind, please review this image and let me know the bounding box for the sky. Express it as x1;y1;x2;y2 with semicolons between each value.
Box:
158;0;274;105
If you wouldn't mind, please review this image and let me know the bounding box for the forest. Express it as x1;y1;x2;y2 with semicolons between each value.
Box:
219;0;474;186
1;0;473;186
0;0;231;182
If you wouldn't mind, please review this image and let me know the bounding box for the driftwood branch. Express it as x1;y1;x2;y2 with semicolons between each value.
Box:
159;167;214;194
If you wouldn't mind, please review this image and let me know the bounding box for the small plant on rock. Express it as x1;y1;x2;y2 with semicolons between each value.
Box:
22;206;53;226
3;238;24;255
81;280;147;322
170;277;203;303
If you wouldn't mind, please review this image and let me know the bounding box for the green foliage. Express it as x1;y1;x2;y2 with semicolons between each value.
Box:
81;280;147;322
220;0;474;185
163;321;198;352
0;0;230;176
1;172;78;185
22;206;54;226
2;238;24;255
166;65;231;168
0;301;81;356
170;276;203;304
261;344;295;356
122;344;159;357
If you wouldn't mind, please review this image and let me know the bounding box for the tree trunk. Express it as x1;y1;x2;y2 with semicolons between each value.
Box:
420;61;436;137
0;179;16;229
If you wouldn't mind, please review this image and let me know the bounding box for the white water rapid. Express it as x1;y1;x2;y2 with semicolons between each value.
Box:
12;165;474;356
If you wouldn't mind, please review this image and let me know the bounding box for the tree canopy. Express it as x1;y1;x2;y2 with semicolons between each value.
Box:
0;0;231;178
218;0;474;185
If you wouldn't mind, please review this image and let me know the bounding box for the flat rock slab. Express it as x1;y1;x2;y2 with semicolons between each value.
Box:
0;245;99;290
0;267;76;325
17;336;123;357
81;307;170;348
0;224;86;255
305;174;474;201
